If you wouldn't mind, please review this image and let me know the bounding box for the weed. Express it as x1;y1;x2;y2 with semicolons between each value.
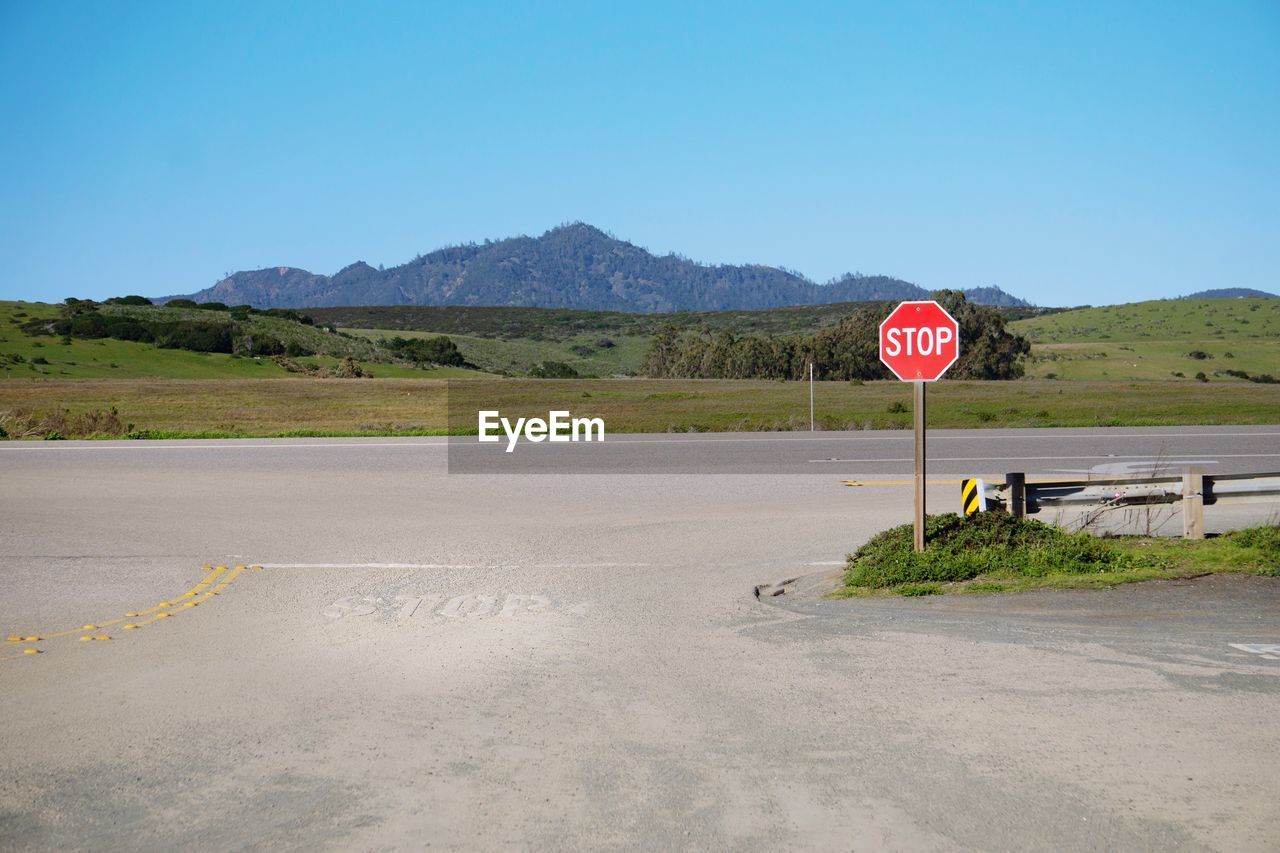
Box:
845;513;1149;589
896;583;942;597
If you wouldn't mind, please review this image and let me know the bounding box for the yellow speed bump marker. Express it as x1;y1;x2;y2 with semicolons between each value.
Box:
22;649;39;655
124;624;138;630
202;565;214;571
95;636;110;641
250;565;263;571
79;636;93;641
6;636;22;642
24;636;40;642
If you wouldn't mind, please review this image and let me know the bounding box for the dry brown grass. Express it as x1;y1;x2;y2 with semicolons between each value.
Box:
0;377;1277;438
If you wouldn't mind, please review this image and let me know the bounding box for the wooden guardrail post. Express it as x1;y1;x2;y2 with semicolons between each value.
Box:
1182;466;1205;540
1005;472;1026;518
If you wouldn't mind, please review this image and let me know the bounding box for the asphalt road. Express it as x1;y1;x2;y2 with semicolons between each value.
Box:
1;426;1278;851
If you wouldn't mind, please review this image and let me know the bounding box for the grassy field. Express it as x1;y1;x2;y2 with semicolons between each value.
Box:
1010;298;1280;382
2;378;1278;438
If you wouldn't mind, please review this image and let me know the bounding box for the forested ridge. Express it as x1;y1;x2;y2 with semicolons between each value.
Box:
175;223;1031;312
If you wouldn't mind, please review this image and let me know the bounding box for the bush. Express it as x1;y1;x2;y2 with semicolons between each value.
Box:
0;407;129;439
104;319;153;342
845;513;1145;589
261;308;315;325
154;321;234;353
165;299;199;309
1186;350;1211;360
285;340;314;357
530;360;578;378
105;295;153;306
68;312;110;337
1195;372;1208;382
236;334;285;356
383;335;465;366
198;302;230;311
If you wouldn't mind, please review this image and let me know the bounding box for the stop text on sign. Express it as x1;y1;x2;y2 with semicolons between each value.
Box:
878;300;961;382
881;325;954;357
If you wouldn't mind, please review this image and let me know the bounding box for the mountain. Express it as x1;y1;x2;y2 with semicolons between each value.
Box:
1179;288;1277;300
172;223;1031;312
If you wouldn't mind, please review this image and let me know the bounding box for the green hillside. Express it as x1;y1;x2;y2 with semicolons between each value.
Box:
0;301;487;379
1009;299;1280;382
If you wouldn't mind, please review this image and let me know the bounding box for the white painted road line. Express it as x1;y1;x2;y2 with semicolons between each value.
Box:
809;453;1280;463
2;430;1279;451
258;562;658;570
1229;643;1280;661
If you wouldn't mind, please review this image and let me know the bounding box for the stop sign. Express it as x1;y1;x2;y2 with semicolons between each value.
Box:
879;301;960;382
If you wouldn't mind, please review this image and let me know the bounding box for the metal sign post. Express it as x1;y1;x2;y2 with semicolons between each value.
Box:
878;301;961;553
913;380;926;551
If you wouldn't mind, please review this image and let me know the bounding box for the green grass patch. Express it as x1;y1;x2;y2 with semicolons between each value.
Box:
895;583;943;597
836;514;1280;598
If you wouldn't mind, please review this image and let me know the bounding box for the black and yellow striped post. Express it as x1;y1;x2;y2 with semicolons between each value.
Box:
961;478;987;516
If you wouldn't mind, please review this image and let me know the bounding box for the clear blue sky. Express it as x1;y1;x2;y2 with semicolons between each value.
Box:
2;1;1276;305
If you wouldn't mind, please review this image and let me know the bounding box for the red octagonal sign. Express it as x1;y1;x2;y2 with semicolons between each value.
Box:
879;301;960;382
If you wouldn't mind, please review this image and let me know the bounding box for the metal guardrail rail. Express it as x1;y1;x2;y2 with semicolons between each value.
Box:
969;468;1280;539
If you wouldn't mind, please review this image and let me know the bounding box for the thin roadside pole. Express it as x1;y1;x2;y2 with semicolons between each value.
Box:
809;362;815;431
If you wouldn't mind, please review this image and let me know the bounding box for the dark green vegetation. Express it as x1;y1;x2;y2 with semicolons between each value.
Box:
381;335;467;367
643;291;1029;380
2;300;485;379
176;223;1029;312
840;515;1280;597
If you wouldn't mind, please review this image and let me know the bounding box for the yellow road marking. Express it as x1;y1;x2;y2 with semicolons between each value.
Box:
844;479;966;486
3;563;256;663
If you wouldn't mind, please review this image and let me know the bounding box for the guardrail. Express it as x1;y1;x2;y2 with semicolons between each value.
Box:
966;467;1280;539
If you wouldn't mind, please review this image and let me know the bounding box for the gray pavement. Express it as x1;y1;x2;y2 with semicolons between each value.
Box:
1;426;1278;851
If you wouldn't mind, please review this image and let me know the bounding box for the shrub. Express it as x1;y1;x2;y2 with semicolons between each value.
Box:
198;302;230;311
31;356;48;365
68;312;110;337
236;334;285;356
530;360;578;378
887;401;908;414
596;338;616;349
165;299;199;309
284;341;314;357
154;321;234;353
896;583;942;597
1186;350;1211;360
1195;372;1208;382
383;334;465;366
261;308;315;325
329;357;367;378
845;513;1146;589
104;319;153;342
105;295;152;306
